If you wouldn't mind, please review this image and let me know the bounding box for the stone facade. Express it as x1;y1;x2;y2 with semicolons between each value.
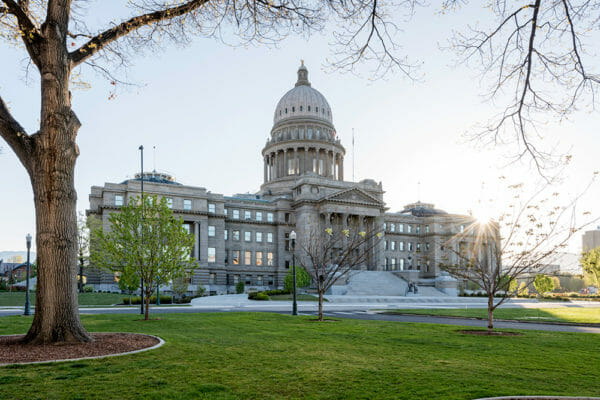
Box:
87;63;488;295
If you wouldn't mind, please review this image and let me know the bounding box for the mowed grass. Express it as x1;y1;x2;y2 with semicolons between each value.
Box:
388;307;600;324
1;313;599;399
0;292;124;307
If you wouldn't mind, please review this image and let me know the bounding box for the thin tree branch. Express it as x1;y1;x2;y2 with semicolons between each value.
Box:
0;94;33;170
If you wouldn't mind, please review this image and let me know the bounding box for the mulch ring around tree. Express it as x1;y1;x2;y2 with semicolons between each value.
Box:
0;333;163;366
458;329;523;336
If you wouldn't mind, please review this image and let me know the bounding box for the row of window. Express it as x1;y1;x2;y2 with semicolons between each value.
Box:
213;228;275;243
383;258;431;272
225;209;274;222
384;241;431;252
208;249;275;267
207;273;275;287
279;105;330;116
384;223;466;234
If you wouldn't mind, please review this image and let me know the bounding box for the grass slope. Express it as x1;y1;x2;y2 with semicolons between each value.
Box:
0;292;124;307
388;308;600;324
0;313;599;399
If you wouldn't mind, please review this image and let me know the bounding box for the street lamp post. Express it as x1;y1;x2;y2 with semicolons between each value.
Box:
139;145;145;315
24;233;32;316
290;230;297;316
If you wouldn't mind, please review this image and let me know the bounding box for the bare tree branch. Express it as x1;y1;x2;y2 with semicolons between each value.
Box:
1;0;43;67
0;94;33;170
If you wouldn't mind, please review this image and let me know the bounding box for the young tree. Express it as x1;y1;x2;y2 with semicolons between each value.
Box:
295;225;382;321
440;176;598;332
533;274;554;297
0;0;415;344
171;270;191;301
117;268;140;305
284;265;311;293
91;195;195;320
580;247;600;287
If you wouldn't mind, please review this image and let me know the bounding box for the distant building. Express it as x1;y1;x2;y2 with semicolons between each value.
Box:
88;63;493;295
582;226;600;252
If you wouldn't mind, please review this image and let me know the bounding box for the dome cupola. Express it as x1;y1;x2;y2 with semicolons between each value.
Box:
273;61;333;126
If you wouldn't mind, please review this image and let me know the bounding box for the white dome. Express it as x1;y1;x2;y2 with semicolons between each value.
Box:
273;63;333;125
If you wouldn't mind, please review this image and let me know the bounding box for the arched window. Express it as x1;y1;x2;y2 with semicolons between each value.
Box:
316;106;319;113
285;108;288;114
292;106;295;112
308;106;311;112
300;106;303;112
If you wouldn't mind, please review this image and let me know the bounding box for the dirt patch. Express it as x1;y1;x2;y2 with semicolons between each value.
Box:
307;318;339;322
0;333;160;366
458;329;523;336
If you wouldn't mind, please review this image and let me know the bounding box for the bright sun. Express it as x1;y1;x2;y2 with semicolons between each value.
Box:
473;208;495;225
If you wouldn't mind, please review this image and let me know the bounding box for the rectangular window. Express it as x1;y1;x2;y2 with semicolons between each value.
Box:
399;258;405;270
114;195;123;206
256;251;263;266
184;199;192;210
416;243;421;252
268;275;274;285
408;242;413;251
256;212;263;222
245;231;252;242
399;224;404;233
267;232;273;243
208;203;216;213
245;251;252;265
182;224;190;234
426;242;430;251
232;209;240;219
209;273;216;284
233;230;240;241
208;247;216;263
224;251;229;265
407;225;412;233
208;225;215;237
285;213;290;223
267;213;274;223
233;250;240;265
416;226;421;234
288;159;295;175
384;241;388;251
245;275;252;285
391;258;397;270
460;224;465;233
256;232;263;242
425;225;430;234
399;241;404;251
245;210;251;220
233;274;240;284
224;229;228;241
224;208;228;216
257;275;263;286
284;232;290;251
166;197;173;208
383;223;387;230
267;252;274;266
390;223;395;232
391;241;396;251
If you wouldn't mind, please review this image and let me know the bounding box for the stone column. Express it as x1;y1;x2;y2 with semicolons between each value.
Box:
263;155;268;182
304;147;308;174
293;148;298;174
283;149;288;177
274;151;279;179
339;156;344;181
193;221;200;261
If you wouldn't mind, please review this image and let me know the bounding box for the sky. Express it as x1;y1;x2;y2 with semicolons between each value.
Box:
1;2;599;253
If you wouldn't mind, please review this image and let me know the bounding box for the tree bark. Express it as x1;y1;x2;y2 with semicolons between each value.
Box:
144;290;150;320
487;295;494;332
318;291;324;321
22;10;91;344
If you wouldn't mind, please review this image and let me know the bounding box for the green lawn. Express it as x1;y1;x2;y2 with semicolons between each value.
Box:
386;308;600;324
0;292;124;307
1;313;599;399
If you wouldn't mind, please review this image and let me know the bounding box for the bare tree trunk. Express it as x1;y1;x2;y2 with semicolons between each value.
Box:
487;295;494;332
22;13;91;344
145;290;150;320
318;291;324;321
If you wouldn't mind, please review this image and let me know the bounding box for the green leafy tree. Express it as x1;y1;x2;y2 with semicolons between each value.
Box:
518;282;529;296
533;274;554;296
284;266;311;293
581;247;600;287
117;268;140;305
91;195;195;320
172;271;191;300
508;278;518;296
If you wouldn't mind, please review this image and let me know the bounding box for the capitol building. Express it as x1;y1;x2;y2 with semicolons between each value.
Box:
88;62;481;296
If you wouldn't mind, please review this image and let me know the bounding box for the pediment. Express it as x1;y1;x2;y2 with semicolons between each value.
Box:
324;188;383;206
